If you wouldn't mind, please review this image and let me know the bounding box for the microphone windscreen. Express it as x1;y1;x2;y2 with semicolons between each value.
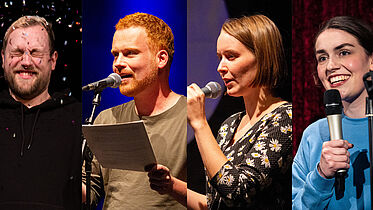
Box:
324;89;343;115
108;73;122;88
202;81;222;99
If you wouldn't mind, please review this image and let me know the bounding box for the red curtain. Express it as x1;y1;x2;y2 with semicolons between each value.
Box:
292;0;373;155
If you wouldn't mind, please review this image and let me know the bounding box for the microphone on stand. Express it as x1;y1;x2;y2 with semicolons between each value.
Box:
82;73;122;91
324;89;346;198
363;71;373;205
201;81;222;99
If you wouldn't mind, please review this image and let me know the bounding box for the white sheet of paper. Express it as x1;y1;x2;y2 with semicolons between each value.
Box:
82;121;156;171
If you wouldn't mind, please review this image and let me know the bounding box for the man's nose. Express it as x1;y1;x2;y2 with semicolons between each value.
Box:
20;52;33;68
114;54;127;72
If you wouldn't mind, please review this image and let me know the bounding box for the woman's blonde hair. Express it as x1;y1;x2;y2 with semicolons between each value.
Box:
222;15;287;92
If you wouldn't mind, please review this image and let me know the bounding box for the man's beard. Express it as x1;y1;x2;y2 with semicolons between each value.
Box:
119;68;158;97
5;71;51;100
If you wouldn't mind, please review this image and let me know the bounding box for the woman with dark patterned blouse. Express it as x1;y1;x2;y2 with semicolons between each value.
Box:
147;15;292;209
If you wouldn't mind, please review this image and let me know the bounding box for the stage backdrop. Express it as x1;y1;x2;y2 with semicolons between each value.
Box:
292;0;373;155
82;0;187;122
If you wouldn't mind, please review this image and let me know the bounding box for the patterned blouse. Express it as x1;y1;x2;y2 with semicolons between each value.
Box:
206;102;292;209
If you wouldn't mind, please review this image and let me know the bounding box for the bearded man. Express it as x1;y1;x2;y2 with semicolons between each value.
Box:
82;13;187;209
0;16;81;209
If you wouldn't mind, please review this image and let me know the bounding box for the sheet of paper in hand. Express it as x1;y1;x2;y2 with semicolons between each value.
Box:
82;120;156;171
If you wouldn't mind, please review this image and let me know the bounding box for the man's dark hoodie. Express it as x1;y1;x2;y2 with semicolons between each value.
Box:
0;89;81;210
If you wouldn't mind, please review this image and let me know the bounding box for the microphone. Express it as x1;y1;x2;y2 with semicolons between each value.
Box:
324;89;346;196
324;89;344;142
82;73;122;91
201;81;222;99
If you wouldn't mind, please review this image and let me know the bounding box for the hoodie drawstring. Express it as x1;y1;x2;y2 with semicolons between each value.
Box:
27;109;40;150
20;105;40;157
20;105;25;157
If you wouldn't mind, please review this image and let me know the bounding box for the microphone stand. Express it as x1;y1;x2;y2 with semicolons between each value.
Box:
363;71;373;206
83;89;103;210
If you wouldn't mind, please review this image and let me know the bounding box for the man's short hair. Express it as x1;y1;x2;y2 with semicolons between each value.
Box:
116;12;174;65
2;16;55;55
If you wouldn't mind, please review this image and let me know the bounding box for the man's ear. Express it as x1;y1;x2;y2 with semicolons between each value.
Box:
156;50;168;69
50;51;58;71
1;50;5;70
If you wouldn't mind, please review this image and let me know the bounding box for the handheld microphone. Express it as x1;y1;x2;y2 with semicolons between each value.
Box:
324;89;346;196
201;81;222;99
324;89;344;143
82;73;122;91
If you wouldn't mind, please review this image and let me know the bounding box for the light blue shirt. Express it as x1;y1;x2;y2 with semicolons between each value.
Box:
292;115;371;209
